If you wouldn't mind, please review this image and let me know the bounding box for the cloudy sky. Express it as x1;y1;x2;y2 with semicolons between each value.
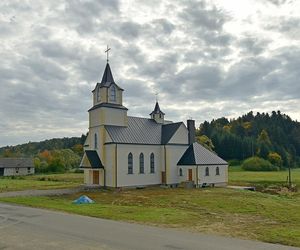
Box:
0;0;300;147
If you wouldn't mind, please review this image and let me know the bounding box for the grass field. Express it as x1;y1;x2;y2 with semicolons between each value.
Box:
229;166;300;187
0;173;83;192
1;187;300;247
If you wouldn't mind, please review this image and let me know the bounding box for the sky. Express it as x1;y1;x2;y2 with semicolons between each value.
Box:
0;0;300;147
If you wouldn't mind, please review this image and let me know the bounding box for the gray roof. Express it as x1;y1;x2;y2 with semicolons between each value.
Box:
177;142;228;166
92;63;124;91
85;150;104;168
150;102;165;115
105;116;186;145
0;158;34;168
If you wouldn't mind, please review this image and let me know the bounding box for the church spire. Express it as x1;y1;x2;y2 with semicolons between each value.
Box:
101;63;115;84
150;101;165;123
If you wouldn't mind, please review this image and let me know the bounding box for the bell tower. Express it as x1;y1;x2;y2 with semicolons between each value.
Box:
89;54;128;128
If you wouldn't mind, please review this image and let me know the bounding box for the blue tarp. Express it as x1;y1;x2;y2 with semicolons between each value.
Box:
72;195;95;204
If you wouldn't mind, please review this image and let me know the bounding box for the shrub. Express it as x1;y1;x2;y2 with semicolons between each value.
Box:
268;152;283;168
242;157;279;171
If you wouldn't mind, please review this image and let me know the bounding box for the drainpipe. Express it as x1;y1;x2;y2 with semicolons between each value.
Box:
103;168;106;188
115;144;118;188
196;165;199;188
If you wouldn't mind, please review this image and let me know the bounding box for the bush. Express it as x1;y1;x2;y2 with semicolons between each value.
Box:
242;157;279;171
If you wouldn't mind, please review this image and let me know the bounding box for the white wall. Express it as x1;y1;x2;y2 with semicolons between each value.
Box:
199;165;228;186
177;165;228;186
116;144;162;187
4;167;34;176
168;124;189;144
165;145;188;184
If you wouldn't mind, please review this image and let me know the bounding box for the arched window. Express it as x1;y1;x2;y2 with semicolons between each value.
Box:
216;167;220;176
139;153;144;174
97;87;101;101
128;153;133;174
179;168;183;176
205;167;209;176
94;133;98;149
110;85;116;102
150;153;155;173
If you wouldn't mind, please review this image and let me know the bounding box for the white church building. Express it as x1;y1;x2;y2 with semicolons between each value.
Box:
80;61;228;188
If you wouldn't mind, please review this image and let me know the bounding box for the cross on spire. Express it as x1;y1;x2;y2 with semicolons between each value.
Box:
105;45;111;63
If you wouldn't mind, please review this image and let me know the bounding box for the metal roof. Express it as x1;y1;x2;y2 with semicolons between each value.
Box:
92;63;124;92
105;116;185;145
85;150;104;168
88;103;128;112
177;142;228;166
101;63;115;84
161;122;183;144
0;158;34;168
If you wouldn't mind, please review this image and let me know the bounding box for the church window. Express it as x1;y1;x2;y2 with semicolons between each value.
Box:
179;168;183;176
110;85;116;102
94;133;98;149
150;153;155;173
128;153;133;174
216;167;220;176
139;153;144;174
97;87;101;101
205;167;209;176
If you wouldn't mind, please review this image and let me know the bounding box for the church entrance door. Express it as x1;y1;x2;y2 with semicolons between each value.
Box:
93;171;99;185
188;169;193;181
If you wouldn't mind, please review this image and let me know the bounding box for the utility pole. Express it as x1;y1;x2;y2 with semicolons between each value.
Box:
288;165;292;188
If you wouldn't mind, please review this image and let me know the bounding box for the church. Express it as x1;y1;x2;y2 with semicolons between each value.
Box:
80;57;228;188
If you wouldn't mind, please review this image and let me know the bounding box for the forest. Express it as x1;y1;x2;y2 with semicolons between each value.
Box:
197;111;300;169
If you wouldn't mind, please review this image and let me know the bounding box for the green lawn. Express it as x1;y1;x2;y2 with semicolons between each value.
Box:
229;167;300;187
0;173;83;192
1;187;300;247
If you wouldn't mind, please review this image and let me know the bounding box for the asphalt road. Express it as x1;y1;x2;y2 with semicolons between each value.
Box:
0;202;298;250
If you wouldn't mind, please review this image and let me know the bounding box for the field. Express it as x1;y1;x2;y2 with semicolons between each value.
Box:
229;167;300;187
1;169;300;247
0;173;83;192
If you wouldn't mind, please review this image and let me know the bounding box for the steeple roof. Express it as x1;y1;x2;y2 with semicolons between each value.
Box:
150;101;165;115
101;63;115;84
93;62;123;91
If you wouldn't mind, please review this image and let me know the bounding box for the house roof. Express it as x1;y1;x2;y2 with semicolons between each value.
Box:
177;142;228;166
85;150;104;168
0;158;34;168
150;102;165;115
105;116;186;145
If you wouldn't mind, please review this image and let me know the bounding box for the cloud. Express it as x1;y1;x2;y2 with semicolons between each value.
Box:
0;0;300;146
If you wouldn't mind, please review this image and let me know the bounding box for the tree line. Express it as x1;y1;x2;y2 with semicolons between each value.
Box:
0;135;87;173
197;111;300;169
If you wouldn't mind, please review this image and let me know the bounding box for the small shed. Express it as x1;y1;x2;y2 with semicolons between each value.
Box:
0;158;35;176
177;142;228;187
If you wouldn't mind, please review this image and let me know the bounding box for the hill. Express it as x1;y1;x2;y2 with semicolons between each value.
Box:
198;111;300;168
0;135;86;157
